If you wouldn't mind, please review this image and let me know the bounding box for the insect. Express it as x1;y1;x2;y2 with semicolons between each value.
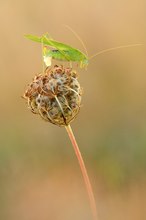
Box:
25;34;88;68
25;31;142;69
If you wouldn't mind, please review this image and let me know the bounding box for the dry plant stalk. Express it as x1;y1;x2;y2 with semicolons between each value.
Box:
23;64;98;220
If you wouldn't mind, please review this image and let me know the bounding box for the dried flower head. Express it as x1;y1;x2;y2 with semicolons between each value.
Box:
23;65;82;126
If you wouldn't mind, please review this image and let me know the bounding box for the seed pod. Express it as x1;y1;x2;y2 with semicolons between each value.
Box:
23;65;82;126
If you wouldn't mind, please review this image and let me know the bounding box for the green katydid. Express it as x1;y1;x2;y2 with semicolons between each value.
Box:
25;34;88;68
25;33;142;68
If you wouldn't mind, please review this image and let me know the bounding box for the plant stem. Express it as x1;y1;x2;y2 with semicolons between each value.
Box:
65;124;98;220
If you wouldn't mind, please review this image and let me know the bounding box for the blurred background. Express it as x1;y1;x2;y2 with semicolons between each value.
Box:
0;0;146;219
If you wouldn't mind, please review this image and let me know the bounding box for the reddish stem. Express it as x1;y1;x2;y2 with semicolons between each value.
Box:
65;124;98;220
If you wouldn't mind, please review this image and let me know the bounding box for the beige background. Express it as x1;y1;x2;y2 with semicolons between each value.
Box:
0;0;146;219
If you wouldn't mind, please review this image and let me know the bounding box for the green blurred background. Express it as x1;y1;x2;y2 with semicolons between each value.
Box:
0;0;146;219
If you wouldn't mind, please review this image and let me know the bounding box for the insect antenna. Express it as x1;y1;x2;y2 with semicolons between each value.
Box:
64;24;88;57
89;43;143;60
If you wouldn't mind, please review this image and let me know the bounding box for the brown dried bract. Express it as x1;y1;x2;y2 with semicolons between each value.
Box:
23;65;82;126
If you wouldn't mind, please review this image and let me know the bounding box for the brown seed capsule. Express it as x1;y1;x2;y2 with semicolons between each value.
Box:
23;65;82;126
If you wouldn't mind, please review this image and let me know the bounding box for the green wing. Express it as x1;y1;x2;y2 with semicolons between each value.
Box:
25;34;76;50
25;34;73;61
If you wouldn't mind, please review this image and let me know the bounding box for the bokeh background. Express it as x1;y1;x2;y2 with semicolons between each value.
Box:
0;0;146;219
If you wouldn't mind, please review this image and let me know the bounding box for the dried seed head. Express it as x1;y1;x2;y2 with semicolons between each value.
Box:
23;65;82;126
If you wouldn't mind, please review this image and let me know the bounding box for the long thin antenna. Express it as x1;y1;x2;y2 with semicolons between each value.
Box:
89;44;143;60
64;24;88;57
